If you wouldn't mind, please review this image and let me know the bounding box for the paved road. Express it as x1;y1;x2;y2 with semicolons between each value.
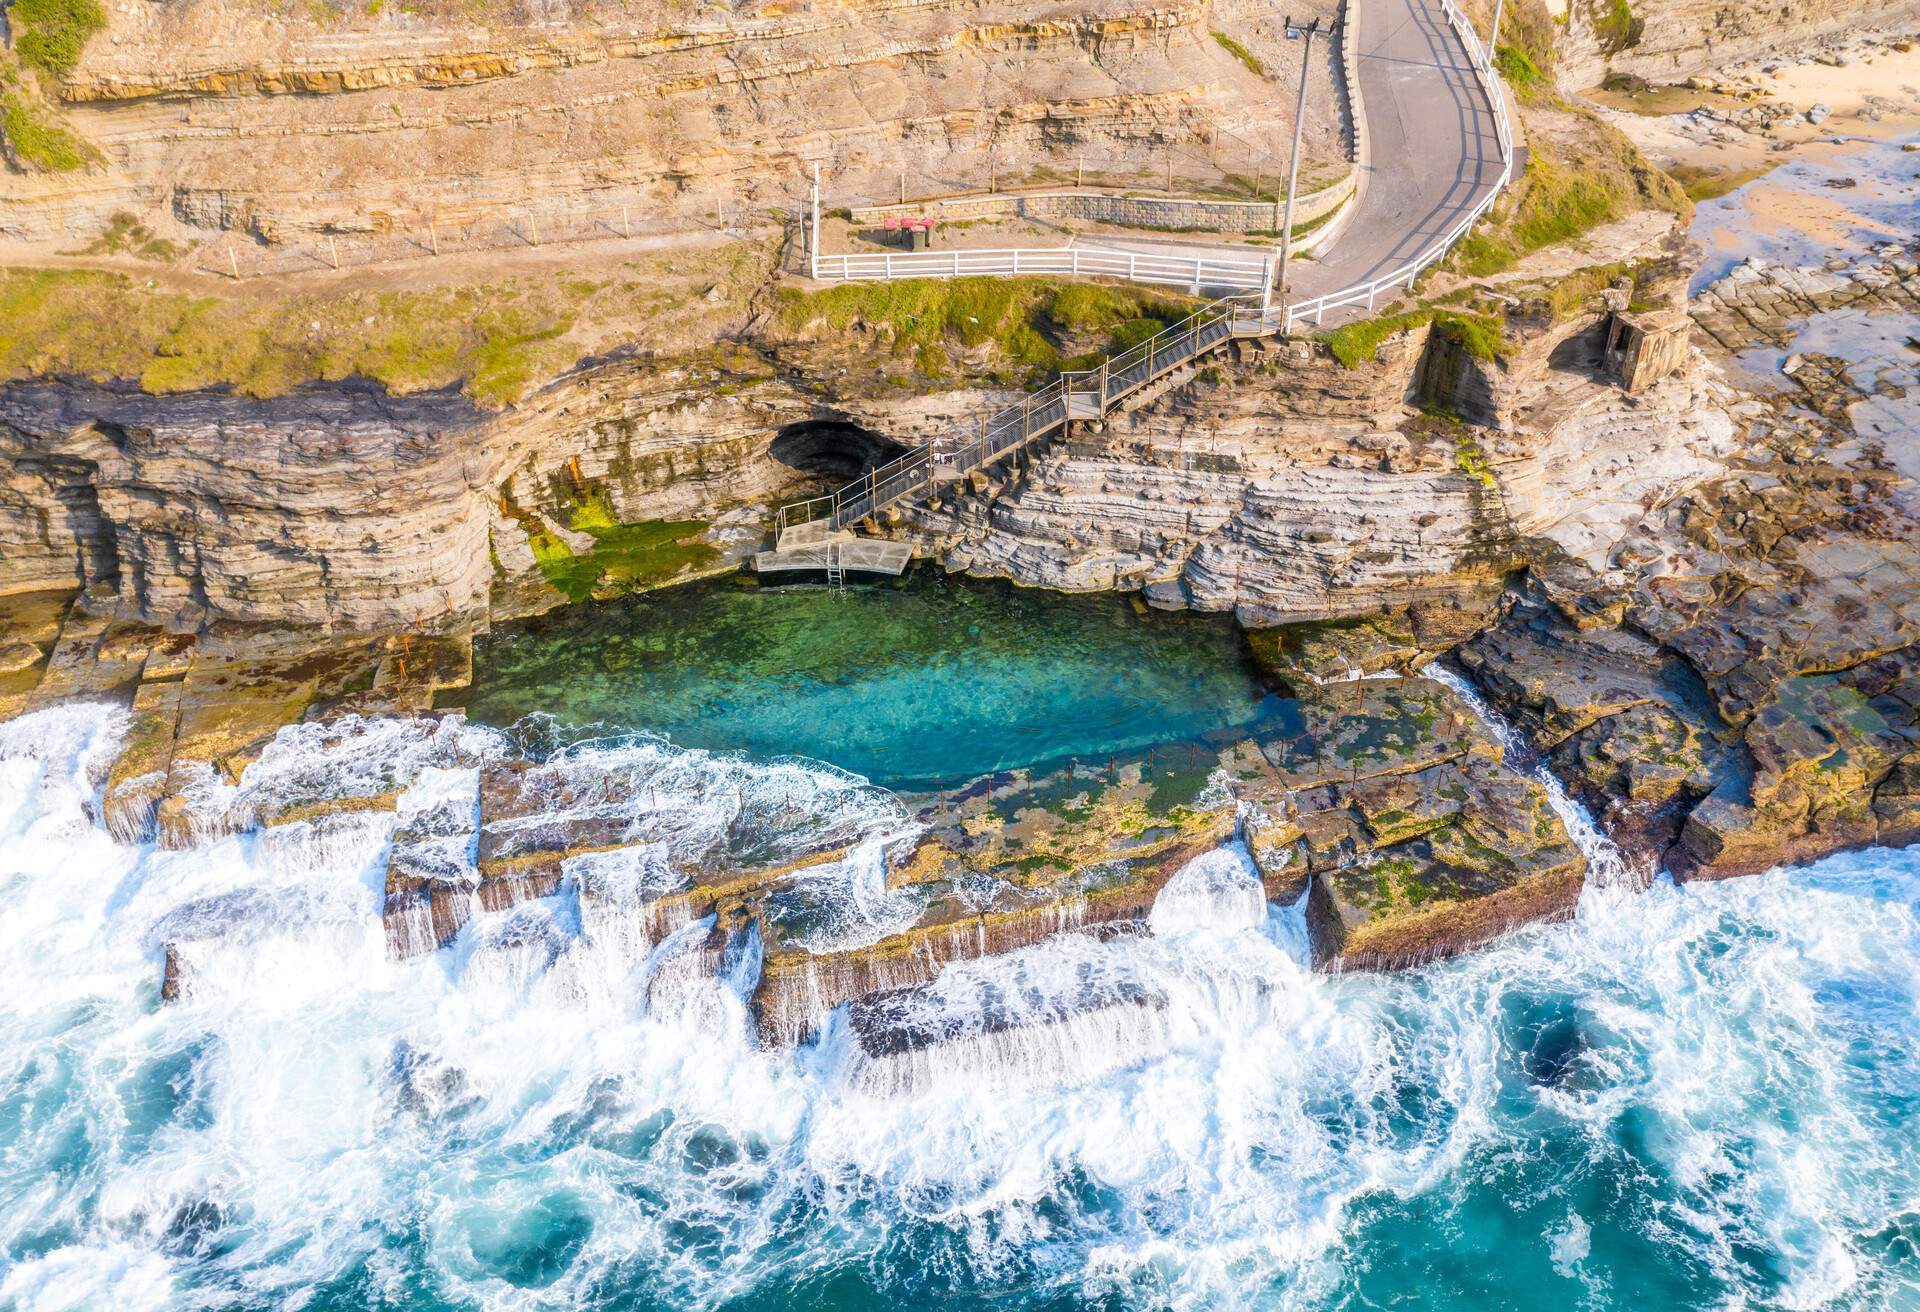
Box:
1056;0;1506;319
1289;0;1508;315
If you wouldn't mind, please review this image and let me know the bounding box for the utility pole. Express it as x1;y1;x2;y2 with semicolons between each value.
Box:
1277;14;1329;310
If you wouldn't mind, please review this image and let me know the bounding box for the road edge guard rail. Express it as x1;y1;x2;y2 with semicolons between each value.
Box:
779;0;1514;535
1279;0;1515;332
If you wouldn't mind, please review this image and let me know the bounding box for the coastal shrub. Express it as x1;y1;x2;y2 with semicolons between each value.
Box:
1211;31;1265;78
76;211;186;260
1480;0;1557;86
1453;434;1497;490
775;278;1191;382
1322;305;1507;369
1588;0;1641;54
1;88;89;170
9;0;108;76
1494;44;1550;103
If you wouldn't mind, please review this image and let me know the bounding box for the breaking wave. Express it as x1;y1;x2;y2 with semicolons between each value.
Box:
1;703;1917;1310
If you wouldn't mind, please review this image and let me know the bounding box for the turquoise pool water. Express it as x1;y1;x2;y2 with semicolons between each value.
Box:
467;571;1285;789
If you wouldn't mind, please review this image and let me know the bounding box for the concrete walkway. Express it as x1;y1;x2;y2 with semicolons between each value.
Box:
1289;0;1509;311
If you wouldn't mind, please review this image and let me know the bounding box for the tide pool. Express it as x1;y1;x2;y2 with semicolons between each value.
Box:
467;570;1289;790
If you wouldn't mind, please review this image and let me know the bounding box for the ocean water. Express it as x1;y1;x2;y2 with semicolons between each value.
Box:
1688;130;1920;292
465;571;1288;791
4;702;1919;1311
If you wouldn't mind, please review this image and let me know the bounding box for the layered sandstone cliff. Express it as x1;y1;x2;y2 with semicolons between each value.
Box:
1546;0;1920;92
3;0;1345;250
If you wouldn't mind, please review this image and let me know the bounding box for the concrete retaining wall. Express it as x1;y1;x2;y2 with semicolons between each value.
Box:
847;169;1357;237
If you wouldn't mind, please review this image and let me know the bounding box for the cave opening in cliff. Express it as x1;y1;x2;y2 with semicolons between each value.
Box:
1546;321;1610;380
769;420;911;485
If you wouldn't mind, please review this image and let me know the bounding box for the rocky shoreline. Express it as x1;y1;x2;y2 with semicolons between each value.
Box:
5;0;1920;1055
4;230;1917;1050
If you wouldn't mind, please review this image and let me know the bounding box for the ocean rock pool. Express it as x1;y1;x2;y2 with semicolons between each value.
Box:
466;569;1293;790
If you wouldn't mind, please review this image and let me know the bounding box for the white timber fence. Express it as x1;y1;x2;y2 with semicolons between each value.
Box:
809;245;1275;297
1278;0;1515;332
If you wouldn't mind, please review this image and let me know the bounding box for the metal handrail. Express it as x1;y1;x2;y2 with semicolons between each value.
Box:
774;298;1249;535
1280;0;1515;332
777;0;1517;537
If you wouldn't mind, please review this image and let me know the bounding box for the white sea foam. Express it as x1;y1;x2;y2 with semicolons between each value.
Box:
1426;663;1637;901
1148;841;1269;938
1;702;1917;1309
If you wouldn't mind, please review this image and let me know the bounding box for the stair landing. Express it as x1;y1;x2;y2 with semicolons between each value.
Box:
756;531;912;577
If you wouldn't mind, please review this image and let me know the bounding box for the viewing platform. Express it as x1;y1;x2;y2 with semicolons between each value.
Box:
755;524;913;578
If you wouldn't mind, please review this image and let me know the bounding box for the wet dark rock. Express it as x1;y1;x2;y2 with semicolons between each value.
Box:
386;1040;481;1123
848;967;1164;1062
161;1200;225;1258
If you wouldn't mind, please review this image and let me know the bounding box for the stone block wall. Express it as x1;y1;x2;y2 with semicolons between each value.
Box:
847;169;1357;238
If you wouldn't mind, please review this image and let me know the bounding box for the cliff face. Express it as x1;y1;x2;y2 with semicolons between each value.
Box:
0;286;1735;640
903;294;1733;626
0;237;1740;641
0;352;829;631
0;380;492;631
1549;0;1920;90
3;0;1345;249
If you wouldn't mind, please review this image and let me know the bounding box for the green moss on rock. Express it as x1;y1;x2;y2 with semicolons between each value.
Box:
532;516;723;602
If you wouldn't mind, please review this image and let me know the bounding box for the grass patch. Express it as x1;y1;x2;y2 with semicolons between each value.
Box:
1514;153;1623;249
1667;160;1778;203
774;277;1195;383
0;244;763;404
1529;258;1670;320
1449;115;1688;276
1325;310;1431;369
8;0;107;77
1322;304;1508;369
1;84;94;171
1542;261;1632;319
1211;30;1265;78
69;211;187;261
532;517;721;602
